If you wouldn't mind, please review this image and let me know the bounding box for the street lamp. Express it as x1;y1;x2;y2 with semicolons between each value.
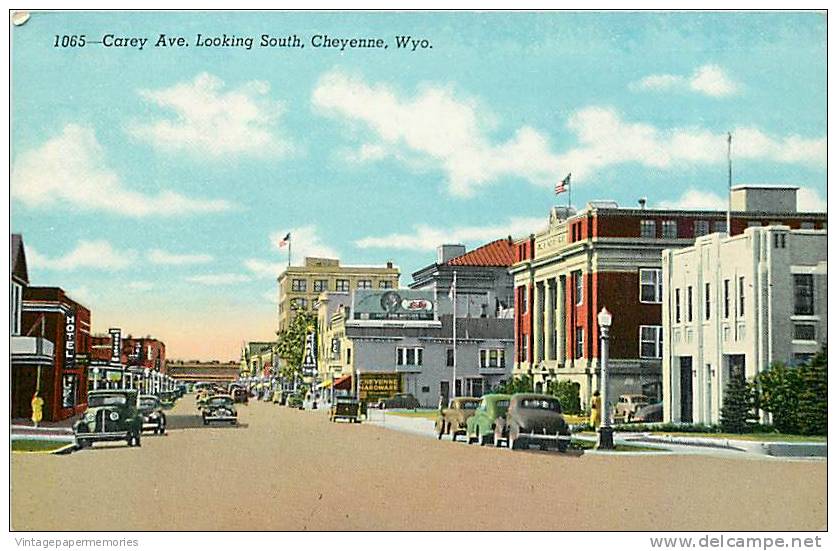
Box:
596;307;614;450
92;366;100;390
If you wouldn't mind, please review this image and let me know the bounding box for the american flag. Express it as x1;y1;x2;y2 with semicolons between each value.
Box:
278;232;291;248
555;173;571;195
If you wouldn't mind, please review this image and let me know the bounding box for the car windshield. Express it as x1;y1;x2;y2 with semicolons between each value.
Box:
89;394;128;407
461;401;479;410
139;398;158;408
209;398;233;407
519;398;562;412
494;400;510;411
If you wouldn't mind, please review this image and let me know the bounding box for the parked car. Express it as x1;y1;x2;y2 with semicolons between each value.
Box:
232;387;249;405
495;393;571;451
159;391;177;409
615;394;652;422
435;397;481;441
196;389;211;410
329;396;361;423
202;395;238;425
632;402;663;423
465;393;511;446
74;390;143;448
286;393;304;409
138;394;167;435
376;393;420;410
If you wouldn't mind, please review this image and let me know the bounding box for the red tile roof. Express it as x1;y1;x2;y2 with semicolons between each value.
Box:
446;238;515;267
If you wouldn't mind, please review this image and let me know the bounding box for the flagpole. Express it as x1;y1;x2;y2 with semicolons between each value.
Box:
452;270;457;400
726;132;732;235
288;238;292;267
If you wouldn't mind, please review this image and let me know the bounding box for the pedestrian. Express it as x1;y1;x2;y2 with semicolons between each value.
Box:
31;391;44;428
590;390;601;429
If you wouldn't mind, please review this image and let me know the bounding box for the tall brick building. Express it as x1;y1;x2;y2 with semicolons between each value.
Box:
511;186;826;412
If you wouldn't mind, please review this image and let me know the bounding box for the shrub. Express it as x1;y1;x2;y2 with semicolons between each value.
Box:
492;375;534;394
755;362;803;434
796;347;827;436
547;379;582;415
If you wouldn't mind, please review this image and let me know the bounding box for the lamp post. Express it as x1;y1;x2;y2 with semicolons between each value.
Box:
596;307;614;450
92;366;100;391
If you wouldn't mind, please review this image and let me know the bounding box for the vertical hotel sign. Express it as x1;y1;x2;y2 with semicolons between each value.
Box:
64;309;76;369
109;328;122;363
301;330;317;378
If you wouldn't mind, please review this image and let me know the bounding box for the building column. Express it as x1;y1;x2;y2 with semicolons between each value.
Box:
533;283;543;365
544;280;554;361
556;276;566;365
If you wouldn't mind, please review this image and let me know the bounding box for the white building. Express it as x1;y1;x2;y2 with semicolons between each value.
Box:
661;225;827;424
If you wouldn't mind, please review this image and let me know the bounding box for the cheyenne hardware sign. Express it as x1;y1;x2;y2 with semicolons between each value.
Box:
358;373;401;401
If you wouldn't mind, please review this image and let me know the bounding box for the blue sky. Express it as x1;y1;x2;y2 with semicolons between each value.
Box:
10;11;826;360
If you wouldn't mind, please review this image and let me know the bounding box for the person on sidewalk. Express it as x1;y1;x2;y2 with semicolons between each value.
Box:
590;390;601;429
31;392;44;428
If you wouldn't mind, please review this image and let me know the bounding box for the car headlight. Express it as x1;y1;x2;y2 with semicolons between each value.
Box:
109;411;120;421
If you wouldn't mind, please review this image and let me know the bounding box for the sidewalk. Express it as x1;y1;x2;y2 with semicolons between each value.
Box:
11;415;79;440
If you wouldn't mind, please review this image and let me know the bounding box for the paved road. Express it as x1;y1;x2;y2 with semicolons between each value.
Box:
11;398;826;531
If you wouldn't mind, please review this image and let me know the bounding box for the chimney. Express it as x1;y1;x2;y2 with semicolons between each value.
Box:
437;244;466;264
638;197;647;209
386;261;393;269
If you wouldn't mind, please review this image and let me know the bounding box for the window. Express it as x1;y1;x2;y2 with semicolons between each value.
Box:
675;289;681;323
694;220;710;237
713;221;728;234
520;338;528;363
640;269;663;303
704;283;711;320
521;286;528;314
11;281;22;336
396;347;424;366
574;272;583;306
723;279;730;319
291;279;307;292
379;280;393;289
335;279;350;292
346;348;351;364
662;220;677;238
747;221;762;228
794;324;816;341
800;222;815;230
357;280;372;289
738;277;745;317
446;348;454;367
313;279;328;292
687;286;693;322
794;274;814;315
575;327;584;359
640;220;656;238
639;326;663;359
480;349;506;368
291;298;308;310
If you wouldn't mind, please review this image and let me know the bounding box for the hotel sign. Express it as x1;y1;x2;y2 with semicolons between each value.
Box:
301;331;317;377
109;328;122;364
64;310;76;369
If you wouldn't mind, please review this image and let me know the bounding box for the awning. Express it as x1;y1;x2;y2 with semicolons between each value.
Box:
334;375;352;390
317;379;333;389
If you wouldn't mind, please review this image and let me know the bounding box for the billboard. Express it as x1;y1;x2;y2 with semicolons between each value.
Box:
352;289;435;321
359;372;401;401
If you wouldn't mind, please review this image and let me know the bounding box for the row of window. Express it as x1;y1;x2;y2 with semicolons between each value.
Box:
394;347;507;368
291;278;394;292
525;325;664;361
640;219;727;239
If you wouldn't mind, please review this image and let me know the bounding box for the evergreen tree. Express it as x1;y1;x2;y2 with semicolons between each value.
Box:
796;346;827;436
720;376;757;433
547;379;582;414
755;362;803;434
493;374;534;394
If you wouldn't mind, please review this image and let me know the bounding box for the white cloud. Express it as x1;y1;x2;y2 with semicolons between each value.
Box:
67;286;93;305
184;273;253;285
244;259;286;279
631;64;739;97
148;248;213;265
262;290;279;305
11;124;233;217
355;216;545;251
270;225;339;260
657;189;727;210
798;187;827;212
127;281;154;292
557;107;826;182
27;240;134;271
312;70;561;197
128;72;291;158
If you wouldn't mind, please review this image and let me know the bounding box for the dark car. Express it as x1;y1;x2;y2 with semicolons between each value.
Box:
435;397;481;441
202;395;238;425
232;387;249;404
632;402;663;423
329;396;361;423
138;394;167;435
74;390;143;448
159;391;177;409
376;393;420;410
495;393;571;451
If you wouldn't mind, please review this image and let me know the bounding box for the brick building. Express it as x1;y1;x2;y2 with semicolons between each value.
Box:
511;187;826;413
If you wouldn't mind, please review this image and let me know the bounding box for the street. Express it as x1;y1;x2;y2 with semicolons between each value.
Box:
11;398;826;531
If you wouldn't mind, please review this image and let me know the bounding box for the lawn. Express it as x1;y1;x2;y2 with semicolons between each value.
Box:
570;439;667;452
658;432;827;443
384;409;439;420
11;439;74;453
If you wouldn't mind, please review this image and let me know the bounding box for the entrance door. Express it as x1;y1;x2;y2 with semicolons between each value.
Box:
439;381;450;408
679;357;693;423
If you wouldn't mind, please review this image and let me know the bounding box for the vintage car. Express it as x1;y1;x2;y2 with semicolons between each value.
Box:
202;395;238;425
159;391;177;409
435;397;481;441
329;396;361;423
196;389;211;410
232;387;249;404
495;393;571;451
74;390;143;448
615;394;652;422
465;393;511;446
286;392;304;409
632;402;663;423
194;382;213;393
138;394;167;434
376;393;421;410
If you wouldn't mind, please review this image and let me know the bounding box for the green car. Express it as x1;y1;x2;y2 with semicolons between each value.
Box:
465;393;511;446
159;391;177;409
74;390;143;448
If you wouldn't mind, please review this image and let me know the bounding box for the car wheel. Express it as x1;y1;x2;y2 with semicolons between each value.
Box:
436;422;444;440
203;417;209;426
494;428;504;447
76;438;89;449
557;441;569;453
479;430;490;447
231;419;237;426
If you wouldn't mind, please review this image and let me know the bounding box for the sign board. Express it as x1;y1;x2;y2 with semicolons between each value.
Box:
108;328;122;363
301;331;317;377
352;290;435;321
64;310;76;369
359;372;401;401
106;371;123;382
62;374;76;408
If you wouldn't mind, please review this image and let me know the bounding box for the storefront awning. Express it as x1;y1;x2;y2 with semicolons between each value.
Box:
318;379;332;389
334;375;352;390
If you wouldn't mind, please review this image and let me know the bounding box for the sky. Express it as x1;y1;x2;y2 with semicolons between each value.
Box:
10;11;827;361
